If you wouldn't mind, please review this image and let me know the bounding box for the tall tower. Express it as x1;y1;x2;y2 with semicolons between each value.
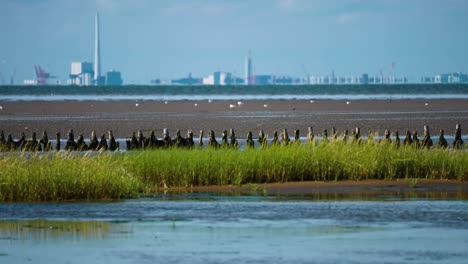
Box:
244;50;252;85
94;12;101;85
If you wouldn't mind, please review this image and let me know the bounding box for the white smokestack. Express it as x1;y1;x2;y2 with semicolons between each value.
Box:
94;12;101;85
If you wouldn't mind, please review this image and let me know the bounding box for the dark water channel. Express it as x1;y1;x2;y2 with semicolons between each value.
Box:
1;195;468;263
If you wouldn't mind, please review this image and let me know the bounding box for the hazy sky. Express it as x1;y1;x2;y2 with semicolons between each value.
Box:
1;0;468;84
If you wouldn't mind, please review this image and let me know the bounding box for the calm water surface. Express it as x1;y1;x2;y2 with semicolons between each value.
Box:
1;84;468;101
1;195;468;263
2;93;468;101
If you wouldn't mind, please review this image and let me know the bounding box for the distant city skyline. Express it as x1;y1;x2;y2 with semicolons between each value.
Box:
1;0;468;84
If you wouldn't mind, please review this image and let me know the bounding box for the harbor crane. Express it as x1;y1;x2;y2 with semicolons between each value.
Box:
34;65;55;85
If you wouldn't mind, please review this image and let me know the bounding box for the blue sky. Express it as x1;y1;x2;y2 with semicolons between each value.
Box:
1;0;467;84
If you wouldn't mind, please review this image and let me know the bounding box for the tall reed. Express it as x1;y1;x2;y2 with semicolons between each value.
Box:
0;142;467;201
122;142;467;189
0;152;141;201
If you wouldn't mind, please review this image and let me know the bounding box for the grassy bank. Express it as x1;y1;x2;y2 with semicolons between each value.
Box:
0;153;141;201
1;143;467;201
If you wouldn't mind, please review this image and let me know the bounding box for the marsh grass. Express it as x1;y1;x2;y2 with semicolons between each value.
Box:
1;142;467;201
0;152;141;201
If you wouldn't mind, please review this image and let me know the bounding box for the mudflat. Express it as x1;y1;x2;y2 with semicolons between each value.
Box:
187;179;468;199
0;99;467;138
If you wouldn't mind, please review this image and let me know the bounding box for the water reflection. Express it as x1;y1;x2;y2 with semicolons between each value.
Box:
0;221;122;242
160;190;468;202
265;191;468;201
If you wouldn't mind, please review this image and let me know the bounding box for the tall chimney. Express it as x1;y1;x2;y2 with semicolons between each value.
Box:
244;50;252;85
94;13;101;85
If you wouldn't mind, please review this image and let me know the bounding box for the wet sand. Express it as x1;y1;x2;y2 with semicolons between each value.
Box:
0;99;467;138
187;179;468;199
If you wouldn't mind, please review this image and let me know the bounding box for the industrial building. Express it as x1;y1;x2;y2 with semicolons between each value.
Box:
69;62;94;86
106;70;123;86
66;13;124;86
434;72;468;83
254;75;272;85
274;76;298;85
309;74;407;85
202;71;241;85
171;73;202;85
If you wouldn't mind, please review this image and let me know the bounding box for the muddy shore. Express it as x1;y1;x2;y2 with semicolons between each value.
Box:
0;99;467;138
186;179;468;200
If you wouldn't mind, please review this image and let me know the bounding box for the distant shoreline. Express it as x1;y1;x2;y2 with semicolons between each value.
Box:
2;94;468;101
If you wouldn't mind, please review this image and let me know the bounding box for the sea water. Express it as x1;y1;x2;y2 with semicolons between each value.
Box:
0;196;467;263
1;84;468;101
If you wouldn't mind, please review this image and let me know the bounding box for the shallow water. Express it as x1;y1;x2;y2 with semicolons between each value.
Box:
1;84;468;101
1;195;467;263
2;93;468;101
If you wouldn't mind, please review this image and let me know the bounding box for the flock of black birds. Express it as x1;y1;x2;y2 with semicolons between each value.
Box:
0;129;117;152
0;125;464;152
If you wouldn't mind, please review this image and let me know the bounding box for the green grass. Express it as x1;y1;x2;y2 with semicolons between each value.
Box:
1;142;467;201
0;152;141;201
